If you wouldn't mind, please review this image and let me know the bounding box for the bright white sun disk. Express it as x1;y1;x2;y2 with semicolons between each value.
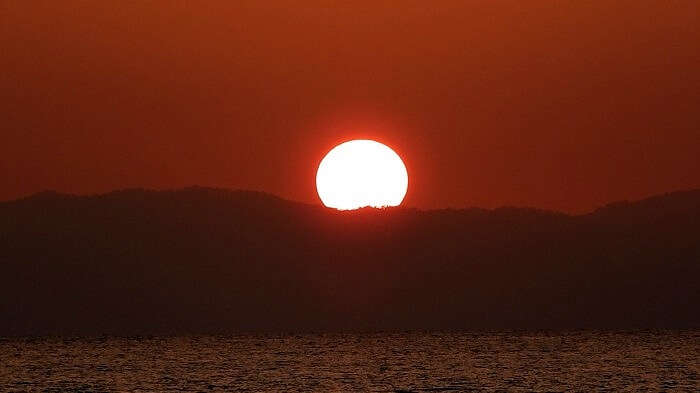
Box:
316;140;408;210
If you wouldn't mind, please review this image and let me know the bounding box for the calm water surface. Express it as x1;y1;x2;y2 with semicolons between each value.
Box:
1;331;698;392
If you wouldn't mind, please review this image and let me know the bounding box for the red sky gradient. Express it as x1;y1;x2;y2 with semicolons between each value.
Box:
1;1;698;213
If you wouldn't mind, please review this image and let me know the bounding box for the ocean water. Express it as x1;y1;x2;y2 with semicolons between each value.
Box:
1;331;697;392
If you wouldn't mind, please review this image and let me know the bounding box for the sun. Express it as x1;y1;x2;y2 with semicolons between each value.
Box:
316;140;408;210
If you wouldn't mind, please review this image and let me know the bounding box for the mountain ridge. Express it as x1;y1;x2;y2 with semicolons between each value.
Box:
5;186;700;216
1;187;698;334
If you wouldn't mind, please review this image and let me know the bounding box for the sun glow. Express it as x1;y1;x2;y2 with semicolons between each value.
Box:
316;140;408;210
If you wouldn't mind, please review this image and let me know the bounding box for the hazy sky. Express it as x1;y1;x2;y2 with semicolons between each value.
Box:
2;1;698;212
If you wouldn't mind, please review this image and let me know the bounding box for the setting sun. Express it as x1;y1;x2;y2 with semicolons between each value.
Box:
316;140;408;210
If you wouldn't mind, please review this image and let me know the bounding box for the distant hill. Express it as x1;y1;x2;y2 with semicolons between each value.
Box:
1;187;698;335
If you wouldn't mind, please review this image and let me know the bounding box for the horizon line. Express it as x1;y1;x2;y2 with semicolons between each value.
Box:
3;185;700;216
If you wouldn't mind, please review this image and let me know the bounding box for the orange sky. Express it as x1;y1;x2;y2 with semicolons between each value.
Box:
1;1;698;212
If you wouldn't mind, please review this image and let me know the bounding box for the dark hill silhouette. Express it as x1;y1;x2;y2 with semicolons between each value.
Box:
1;187;698;335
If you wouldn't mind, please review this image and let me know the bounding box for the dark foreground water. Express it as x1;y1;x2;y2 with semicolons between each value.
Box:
1;331;697;392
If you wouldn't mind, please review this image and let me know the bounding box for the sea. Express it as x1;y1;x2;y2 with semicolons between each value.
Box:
1;331;697;392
